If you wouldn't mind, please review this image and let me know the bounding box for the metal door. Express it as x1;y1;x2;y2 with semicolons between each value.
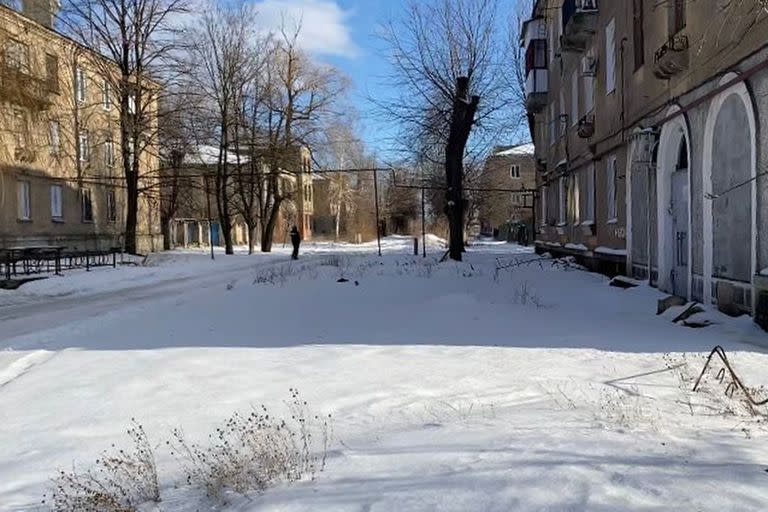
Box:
671;170;689;297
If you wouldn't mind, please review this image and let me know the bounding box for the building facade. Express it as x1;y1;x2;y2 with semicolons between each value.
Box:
163;145;314;250
523;0;768;318
477;143;536;240
0;1;162;253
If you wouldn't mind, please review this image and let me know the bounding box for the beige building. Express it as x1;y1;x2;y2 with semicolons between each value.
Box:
0;1;162;254
477;143;536;240
522;0;768;320
163;145;314;249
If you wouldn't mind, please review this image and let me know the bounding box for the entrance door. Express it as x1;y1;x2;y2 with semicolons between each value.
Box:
671;169;689;297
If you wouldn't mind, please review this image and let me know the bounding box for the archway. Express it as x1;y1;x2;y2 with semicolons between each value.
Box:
702;75;757;307
656;107;692;299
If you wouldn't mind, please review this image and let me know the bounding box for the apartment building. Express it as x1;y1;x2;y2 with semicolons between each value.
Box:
0;1;162;253
163;145;314;249
477;143;536;240
522;0;768;320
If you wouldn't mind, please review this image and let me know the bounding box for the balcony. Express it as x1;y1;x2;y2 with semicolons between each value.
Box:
525;69;549;113
653;34;689;79
0;65;52;110
577;114;595;138
561;0;599;52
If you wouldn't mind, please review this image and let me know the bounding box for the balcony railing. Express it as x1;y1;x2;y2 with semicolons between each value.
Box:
561;0;599;52
0;65;52;110
653;34;689;79
525;69;548;113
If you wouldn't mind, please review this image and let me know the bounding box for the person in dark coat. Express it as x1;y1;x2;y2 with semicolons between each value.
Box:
290;226;301;260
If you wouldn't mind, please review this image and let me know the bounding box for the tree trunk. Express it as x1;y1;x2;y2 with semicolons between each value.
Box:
161;216;172;251
261;200;282;253
125;173;139;254
444;77;480;262
247;223;257;255
334;205;341;242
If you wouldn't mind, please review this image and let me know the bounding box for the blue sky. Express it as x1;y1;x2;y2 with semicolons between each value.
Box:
251;0;523;158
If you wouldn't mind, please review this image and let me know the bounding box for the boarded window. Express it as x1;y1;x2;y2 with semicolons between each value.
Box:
107;189;117;222
45;54;59;92
605;19;616;94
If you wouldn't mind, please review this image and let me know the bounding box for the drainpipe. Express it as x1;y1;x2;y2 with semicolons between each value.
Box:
620;38;628;143
648;138;660;286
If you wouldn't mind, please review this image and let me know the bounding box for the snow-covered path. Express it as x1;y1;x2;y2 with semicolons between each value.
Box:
2;239;768;511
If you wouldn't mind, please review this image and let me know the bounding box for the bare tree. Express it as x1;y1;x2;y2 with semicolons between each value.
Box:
254;21;348;252
186;3;262;254
60;0;188;254
380;0;521;260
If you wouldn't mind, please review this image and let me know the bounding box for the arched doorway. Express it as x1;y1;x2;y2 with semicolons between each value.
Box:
657;108;691;299
703;75;757;308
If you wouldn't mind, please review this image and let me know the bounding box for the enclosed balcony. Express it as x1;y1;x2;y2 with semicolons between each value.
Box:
561;0;599;52
521;17;548;114
653;34;689;79
525;69;548;113
577;114;595;139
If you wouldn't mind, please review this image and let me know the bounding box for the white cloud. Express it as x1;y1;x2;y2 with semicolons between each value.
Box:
251;0;358;58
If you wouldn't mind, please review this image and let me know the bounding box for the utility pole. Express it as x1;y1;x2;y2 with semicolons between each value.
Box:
204;174;215;261
373;168;382;257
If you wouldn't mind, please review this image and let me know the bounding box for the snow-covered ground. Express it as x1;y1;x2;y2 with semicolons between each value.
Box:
1;237;768;511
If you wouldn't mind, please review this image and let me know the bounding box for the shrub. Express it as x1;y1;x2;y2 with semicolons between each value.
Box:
45;420;159;512
168;389;332;499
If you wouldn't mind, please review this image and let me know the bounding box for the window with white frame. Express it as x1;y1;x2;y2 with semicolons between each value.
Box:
12;109;28;150
17;181;31;220
81;188;93;222
76;67;87;104
78;130;90;162
103;80;112;110
571;71;579;126
49;120;60;155
105;140;115;167
584;164;595;223
510;164;520;179
607;156;618;221
605;19;617;94
50;184;63;220
558;177;567;225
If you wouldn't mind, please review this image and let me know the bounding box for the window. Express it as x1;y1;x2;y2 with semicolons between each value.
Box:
107;189;117;222
605;19;616;94
584;164;595;223
583;53;595;113
50;185;63;220
540;185;547;226
17;181;31;220
570;173;580;225
633;0;645;70
13;109;28;150
525;39;548;71
671;0;686;35
512;192;523;206
76;67;87;104
81;188;93;223
5;40;30;72
558;177;567;225
105;140;115;167
78;130;90;162
571;71;579;125
45;54;59;93
607;156;618;222
103;80;112;110
510;164;521;179
49;121;60;155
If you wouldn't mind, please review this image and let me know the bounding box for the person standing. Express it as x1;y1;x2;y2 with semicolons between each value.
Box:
290;226;301;260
